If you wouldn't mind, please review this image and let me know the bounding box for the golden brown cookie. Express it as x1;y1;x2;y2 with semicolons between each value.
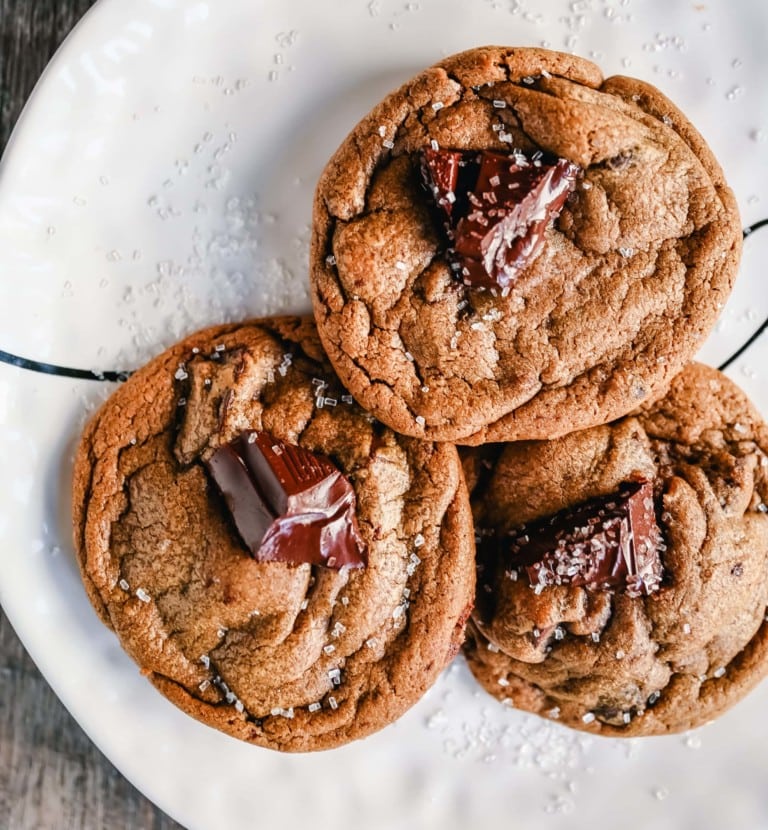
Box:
462;364;768;736
310;46;741;444
72;318;475;751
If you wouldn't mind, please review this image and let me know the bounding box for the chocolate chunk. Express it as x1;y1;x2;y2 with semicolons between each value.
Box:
420;148;480;222
206;431;367;569
206;441;276;554
504;480;663;596
420;148;462;218
420;147;580;289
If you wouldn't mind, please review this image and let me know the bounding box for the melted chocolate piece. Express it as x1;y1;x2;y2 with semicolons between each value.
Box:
420;148;480;223
206;431;367;569
420;147;580;289
206;442;276;554
421;148;462;218
504;480;662;596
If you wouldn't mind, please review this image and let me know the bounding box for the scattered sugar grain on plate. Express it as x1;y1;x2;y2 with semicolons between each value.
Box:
544;795;576;816
425;709;448;731
684;732;702;750
435;699;595;806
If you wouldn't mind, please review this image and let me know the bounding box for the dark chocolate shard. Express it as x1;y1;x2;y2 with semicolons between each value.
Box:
420;147;580;289
206;431;367;569
421;147;462;218
238;431;338;516
206;441;275;554
504;480;663;596
420;148;480;223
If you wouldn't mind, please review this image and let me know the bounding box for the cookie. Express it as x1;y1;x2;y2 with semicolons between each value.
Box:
310;46;741;444
462;363;768;736
72;318;475;751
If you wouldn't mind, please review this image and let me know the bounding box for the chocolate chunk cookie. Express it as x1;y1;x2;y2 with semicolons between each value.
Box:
462;364;768;735
72;318;475;751
310;46;741;443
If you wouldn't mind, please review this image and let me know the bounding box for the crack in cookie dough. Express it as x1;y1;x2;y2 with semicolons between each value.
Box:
72;318;475;752
310;46;741;442
462;364;768;736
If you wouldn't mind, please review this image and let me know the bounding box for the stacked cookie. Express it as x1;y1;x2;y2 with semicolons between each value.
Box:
73;47;768;750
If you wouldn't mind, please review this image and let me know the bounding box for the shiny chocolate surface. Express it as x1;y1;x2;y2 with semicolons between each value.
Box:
421;148;580;288
206;431;367;569
503;480;663;596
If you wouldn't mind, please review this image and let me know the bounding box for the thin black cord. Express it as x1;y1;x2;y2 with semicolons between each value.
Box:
1;218;766;382
717;319;768;372
0;350;131;382
742;217;768;237
717;218;768;372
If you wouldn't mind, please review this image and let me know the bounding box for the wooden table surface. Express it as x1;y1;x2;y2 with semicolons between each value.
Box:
0;2;183;827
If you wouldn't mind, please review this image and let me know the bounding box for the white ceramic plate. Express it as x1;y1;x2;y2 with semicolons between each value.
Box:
2;1;768;828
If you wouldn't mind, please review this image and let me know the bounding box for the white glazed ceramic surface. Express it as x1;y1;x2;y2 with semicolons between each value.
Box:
1;2;768;828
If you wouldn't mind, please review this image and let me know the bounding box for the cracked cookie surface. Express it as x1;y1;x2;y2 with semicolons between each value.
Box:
462;363;768;736
310;46;741;443
72;318;475;751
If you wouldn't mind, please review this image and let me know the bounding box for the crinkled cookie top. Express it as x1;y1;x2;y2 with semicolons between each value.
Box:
311;46;741;444
73;318;474;751
463;363;768;736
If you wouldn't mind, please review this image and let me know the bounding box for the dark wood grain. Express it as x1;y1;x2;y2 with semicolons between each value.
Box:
1;0;95;148
0;2;184;828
